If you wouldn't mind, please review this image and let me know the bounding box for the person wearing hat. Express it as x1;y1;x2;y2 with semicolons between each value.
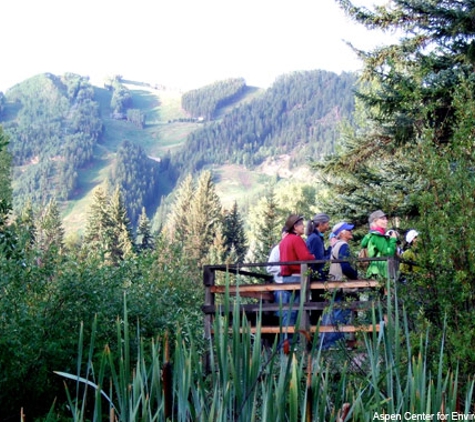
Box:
277;214;315;338
329;222;358;281
400;229;420;278
360;210;398;279
305;213;331;281
320;221;358;349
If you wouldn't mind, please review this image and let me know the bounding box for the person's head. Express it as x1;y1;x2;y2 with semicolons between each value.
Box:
281;224;289;240
306;213;330;235
284;214;305;236
369;210;388;230
405;229;419;245
332;221;354;242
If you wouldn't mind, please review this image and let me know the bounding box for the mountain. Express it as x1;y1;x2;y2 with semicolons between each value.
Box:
0;70;357;233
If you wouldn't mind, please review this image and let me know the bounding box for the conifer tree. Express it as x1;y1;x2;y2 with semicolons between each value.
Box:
0;126;12;219
223;201;247;263
136;206;154;251
206;222;227;265
318;0;475;374
165;174;194;244
16;199;36;254
188;170;223;266
108;186;134;262
36;197;65;256
84;185;110;251
252;187;284;264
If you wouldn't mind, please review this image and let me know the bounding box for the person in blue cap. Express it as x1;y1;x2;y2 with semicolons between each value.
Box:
320;221;358;350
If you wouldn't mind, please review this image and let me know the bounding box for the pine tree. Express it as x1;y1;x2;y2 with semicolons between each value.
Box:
0;126;12;220
136;206;154;251
188;171;223;266
108;186;134;263
36;197;65;256
223;201;247;263
252;187;284;264
84;185;110;251
164;174;194;244
318;0;475;374
206;222;227;265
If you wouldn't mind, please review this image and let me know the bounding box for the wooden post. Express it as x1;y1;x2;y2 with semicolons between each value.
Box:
299;263;311;340
203;265;215;374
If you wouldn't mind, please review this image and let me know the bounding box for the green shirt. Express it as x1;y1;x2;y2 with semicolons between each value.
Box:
361;231;398;278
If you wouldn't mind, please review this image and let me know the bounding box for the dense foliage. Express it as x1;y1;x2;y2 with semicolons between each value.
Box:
173;70;357;174
0;168;203;419
109;140;168;225
181;77;247;120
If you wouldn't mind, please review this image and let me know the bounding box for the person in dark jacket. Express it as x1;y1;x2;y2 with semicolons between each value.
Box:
305;213;331;280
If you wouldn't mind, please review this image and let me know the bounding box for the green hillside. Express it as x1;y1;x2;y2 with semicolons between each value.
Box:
64;82;205;232
0;71;354;234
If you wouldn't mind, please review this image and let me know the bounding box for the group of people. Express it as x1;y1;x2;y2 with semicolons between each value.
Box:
266;209;420;349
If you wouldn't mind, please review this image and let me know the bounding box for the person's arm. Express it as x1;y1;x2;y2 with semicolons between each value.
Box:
338;243;358;279
373;235;398;257
296;237;315;261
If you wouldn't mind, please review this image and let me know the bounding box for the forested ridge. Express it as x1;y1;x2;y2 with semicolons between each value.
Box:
3;73;103;205
181;77;247;120
172;70;357;175
0;70;355;230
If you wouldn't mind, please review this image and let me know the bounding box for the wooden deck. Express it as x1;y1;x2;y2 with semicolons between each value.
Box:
202;258;392;344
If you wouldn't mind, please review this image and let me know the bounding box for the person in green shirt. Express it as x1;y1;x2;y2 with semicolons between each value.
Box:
361;210;398;279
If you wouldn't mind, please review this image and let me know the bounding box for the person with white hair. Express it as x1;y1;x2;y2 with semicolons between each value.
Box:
400;229;420;278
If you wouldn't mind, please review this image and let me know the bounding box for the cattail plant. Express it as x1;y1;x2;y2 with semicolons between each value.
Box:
55;279;474;421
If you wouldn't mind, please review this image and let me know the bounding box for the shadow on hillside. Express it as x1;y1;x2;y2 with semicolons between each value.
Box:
213;85;262;119
73;146;113;201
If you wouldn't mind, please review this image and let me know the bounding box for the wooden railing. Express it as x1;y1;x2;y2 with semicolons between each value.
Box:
202;257;395;344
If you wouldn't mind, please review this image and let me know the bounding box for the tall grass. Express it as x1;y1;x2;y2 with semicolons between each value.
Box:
55;281;474;421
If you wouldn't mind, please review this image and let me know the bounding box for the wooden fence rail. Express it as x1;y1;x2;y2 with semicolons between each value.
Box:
202;257;396;345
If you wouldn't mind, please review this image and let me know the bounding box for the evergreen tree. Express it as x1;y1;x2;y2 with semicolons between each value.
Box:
0;127;15;258
108;186;134;263
188;171;223;267
317;0;475;374
164;174;194;244
36;197;65;256
84;185;110;251
252;187;284;263
136;207;154;251
223;201;247;263
15;199;36;255
206;221;227;265
0;126;12;218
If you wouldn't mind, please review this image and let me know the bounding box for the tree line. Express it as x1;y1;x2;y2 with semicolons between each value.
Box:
181;77;247;120
172;70;357;175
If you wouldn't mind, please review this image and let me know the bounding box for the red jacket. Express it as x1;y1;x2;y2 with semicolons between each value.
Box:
279;233;315;276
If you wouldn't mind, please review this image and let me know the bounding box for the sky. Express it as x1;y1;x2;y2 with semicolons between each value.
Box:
0;0;397;92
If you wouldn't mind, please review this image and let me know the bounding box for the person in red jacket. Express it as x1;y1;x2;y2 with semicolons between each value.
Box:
276;214;315;340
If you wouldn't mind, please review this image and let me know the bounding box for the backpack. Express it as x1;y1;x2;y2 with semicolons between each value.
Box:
358;247;370;269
